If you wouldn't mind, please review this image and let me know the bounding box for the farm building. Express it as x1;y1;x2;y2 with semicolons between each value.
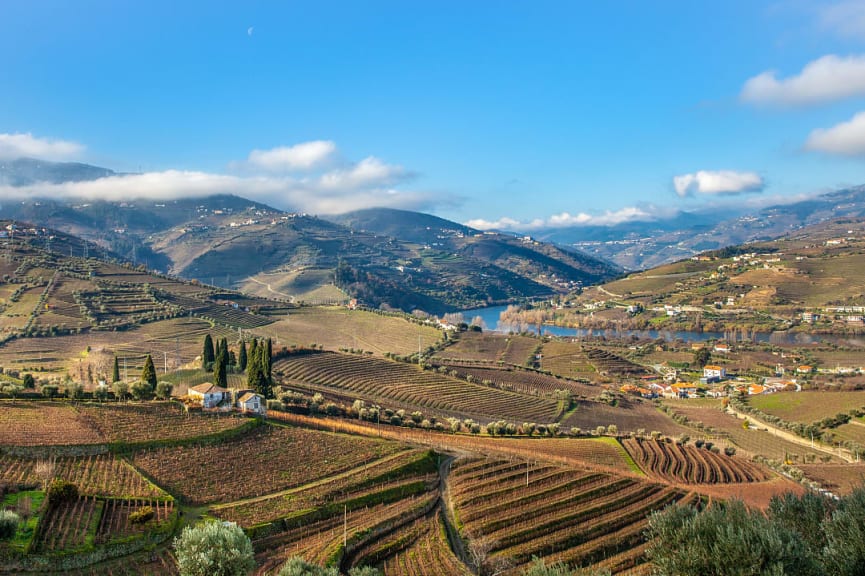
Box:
703;365;726;381
188;382;229;409
236;391;266;415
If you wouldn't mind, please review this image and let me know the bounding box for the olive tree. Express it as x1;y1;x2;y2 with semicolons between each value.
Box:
174;520;254;576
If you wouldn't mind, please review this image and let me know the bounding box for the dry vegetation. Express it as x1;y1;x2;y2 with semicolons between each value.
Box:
131;424;405;505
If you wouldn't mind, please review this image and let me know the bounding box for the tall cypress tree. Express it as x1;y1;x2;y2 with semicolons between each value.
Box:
249;338;258;363
141;354;157;390
265;338;273;382
219;338;228;361
112;356;120;383
238;340;247;372
214;349;228;388
202;334;215;372
247;340;262;392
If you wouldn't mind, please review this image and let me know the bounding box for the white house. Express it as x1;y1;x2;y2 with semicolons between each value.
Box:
236;391;266;415
703;365;726;380
188;382;229;409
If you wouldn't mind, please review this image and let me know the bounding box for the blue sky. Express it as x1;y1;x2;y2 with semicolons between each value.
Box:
3;1;865;229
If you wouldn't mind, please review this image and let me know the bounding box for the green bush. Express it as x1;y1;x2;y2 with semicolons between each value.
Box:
47;480;78;505
129;505;154;524
0;510;19;540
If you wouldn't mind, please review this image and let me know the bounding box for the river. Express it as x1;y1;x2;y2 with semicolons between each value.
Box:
460;304;865;346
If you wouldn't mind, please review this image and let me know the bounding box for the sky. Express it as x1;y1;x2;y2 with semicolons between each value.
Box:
3;0;865;229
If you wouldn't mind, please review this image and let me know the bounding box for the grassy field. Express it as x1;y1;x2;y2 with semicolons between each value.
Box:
258;306;442;356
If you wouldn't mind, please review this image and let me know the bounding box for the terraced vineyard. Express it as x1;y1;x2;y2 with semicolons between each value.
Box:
77;402;253;445
540;340;598;381
561;398;693;437
30;496;104;553
378;512;469;576
448;457;692;573
253;491;439;575
30;495;175;554
663;399;844;463
132;424;405;505
95;498;175;544
620;438;772;484
432;333;539;366
213;449;435;527
436;364;597;398
0;402;103;446
274;352;561;423
0;453;165;498
583;347;652;378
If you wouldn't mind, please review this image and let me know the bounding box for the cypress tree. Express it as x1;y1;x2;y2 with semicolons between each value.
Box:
214;349;228;388
202;334;215;372
238;340;247;371
219;337;229;360
112;356;120;383
141;354;157;391
265;338;273;382
247;340;262;392
249;338;258;363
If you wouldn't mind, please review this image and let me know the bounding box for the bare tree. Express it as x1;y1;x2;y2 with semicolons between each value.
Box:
466;533;512;576
34;456;56;490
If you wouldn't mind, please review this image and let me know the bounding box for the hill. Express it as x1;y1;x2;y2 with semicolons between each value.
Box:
506;216;865;335
534;185;865;270
0;161;621;313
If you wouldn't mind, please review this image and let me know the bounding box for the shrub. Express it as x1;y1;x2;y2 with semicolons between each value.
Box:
0;510;19;540
47;480;78;505
724;446;737;456
129;506;155;524
174;520;254;576
277;557;338;575
155;381;174;400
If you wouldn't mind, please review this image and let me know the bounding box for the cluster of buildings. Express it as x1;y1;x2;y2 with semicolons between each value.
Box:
185;383;266;415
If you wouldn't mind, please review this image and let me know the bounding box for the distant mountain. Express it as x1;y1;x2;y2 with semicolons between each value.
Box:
331;207;475;245
0;161;620;313
523;186;865;270
0;157;115;186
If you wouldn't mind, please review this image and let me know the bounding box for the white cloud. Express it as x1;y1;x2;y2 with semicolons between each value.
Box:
0;169;438;215
741;54;865;106
805;110;865;155
819;1;865;39
673;170;764;197
0;133;84;161
0;136;441;214
247;140;337;171
318;156;411;190
465;206;667;231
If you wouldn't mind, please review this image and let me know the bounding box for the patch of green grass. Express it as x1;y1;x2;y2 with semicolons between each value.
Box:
1;490;45;552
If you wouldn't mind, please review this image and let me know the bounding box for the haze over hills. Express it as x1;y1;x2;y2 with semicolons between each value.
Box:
531;186;865;270
0;159;621;314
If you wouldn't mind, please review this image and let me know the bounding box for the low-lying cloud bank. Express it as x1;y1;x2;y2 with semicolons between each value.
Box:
0;136;443;215
465;205;673;231
0;133;84;161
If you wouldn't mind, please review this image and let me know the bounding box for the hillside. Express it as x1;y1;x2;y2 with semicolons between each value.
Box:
0;166;621;312
502;217;865;335
535;185;865;270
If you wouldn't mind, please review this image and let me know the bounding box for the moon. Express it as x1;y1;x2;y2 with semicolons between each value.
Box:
247;26;254;37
